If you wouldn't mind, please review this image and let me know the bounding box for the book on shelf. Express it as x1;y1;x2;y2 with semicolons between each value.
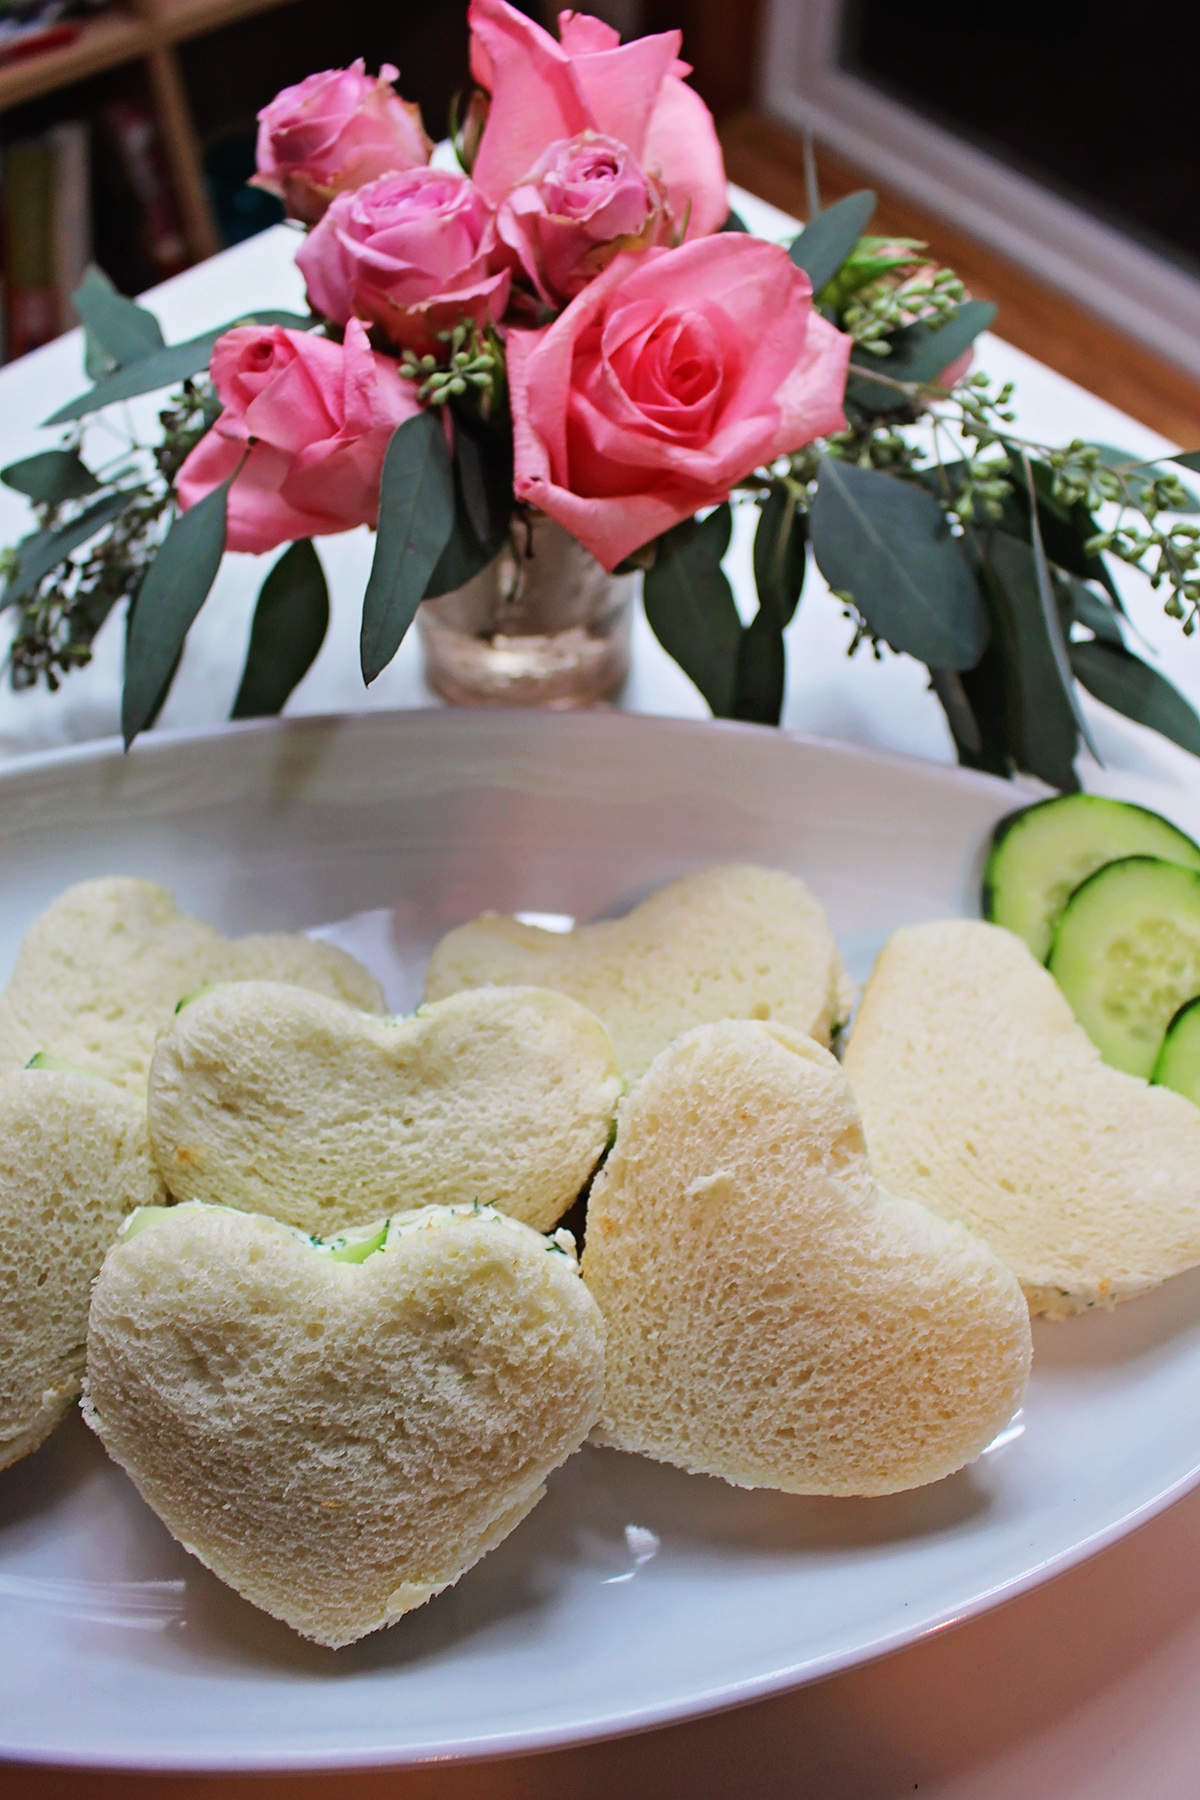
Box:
1;118;89;361
93;97;188;292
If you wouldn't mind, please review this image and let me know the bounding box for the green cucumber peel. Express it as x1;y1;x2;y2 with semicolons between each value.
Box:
174;983;227;1014
24;1051;100;1078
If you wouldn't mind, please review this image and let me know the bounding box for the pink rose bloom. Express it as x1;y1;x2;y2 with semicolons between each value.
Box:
176;319;421;554
296;167;510;354
469;0;727;241
497;131;672;309
252;61;431;226
508;235;852;571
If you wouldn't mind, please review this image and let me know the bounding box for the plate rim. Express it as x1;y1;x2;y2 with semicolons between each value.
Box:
0;707;1189;1773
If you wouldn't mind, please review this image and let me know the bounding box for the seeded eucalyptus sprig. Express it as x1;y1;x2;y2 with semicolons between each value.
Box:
637;186;1200;788
3;378;216;692
398;319;506;419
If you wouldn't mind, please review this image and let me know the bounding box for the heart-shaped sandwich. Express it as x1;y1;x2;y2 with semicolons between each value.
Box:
424;864;853;1084
843;919;1200;1317
0;878;383;1093
1;1065;163;1470
84;1201;605;1647
148;982;622;1234
582;1020;1030;1495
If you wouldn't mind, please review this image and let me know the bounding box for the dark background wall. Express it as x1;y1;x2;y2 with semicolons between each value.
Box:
842;0;1200;274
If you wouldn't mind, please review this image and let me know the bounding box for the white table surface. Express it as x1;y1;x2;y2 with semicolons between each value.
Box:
4;189;1200;1797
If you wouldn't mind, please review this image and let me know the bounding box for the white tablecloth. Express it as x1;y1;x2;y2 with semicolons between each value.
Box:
3;190;1200;1798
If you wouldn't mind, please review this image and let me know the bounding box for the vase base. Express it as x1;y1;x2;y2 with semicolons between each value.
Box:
417;614;631;710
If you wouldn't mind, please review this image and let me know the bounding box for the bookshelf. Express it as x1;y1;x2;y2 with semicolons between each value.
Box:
0;0;297;264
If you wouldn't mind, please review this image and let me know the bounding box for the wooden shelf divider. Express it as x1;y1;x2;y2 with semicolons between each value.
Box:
0;0;298;267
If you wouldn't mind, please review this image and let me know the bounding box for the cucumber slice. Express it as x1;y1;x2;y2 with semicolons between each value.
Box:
1048;855;1200;1076
1152;996;1200;1104
984;794;1200;963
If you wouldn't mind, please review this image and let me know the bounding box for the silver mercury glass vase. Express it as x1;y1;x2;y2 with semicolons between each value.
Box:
416;512;636;708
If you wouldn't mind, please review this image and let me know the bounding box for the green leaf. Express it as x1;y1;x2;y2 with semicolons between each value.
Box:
1070;638;1200;758
978;529;1080;790
361;412;455;684
71;266;164;369
1087;444;1200;514
642;505;742;717
847;300;997;409
1;449;100;504
1;488;141;608
122;482;229;747
422;404;513;598
809;457;987;669
1023;453;1102;764
1170;451;1200;474
884;300;997;384
928;667;983;758
752;488;807;628
934;454;1123;609
1060;569;1124;645
84;326;117;382
732;493;809;726
789;190;877;294
719;209;749;233
231;539;329;719
43;311;313;425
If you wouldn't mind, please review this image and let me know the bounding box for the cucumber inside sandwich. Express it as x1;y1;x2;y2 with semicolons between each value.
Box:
1048;855;1200;1076
1153;996;1200;1105
984;794;1200;963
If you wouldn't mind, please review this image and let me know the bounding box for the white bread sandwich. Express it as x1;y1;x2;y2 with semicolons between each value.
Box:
842;919;1200;1317
424;864;853;1085
0;1064;163;1470
0;877;383;1092
148;981;621;1235
84;1200;605;1648
581;1020;1030;1494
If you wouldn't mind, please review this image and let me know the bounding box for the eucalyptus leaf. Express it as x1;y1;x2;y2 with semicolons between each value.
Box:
231;539;329;719
847;300;997;409
809;457;987;669
422;402;514;598
642;506;742;717
1023;454;1102;764
789;190;876;294
719;209;749;233
84;326;116;382
361;412;455;684
71;266;163;368
928;667;983;757
452;404;512;548
1170;451;1200;474
44;311;313;425
1070;639;1200;758
1;449;99;504
733;493;808;725
1;488;140;608
122;481;229;747
939;454;1123;608
752;488;807;628
883;300;997;384
979;529;1080;790
1060;569;1124;645
1088;444;1200;513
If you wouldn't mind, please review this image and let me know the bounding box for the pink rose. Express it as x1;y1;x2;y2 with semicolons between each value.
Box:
176;319;421;554
468;0;727;241
508;235;852;571
252;61;431;226
296;167;510;354
497;131;672;309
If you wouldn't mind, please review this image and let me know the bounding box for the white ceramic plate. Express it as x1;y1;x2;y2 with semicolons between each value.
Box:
3;709;1200;1772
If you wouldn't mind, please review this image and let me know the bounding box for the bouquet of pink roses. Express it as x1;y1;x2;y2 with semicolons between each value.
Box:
5;0;1200;791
